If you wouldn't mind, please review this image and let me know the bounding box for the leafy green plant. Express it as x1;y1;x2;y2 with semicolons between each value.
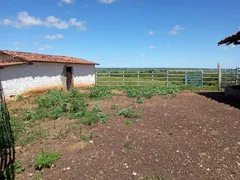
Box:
93;103;102;113
118;107;139;118
34;151;62;170
78;111;107;125
111;104;118;110
89;86;112;99
0;160;25;179
16;95;23;101
124;120;134;126
136;97;144;104
34;171;43;180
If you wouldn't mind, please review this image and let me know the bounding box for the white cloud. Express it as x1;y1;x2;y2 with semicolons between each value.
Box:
45;34;64;40
69;18;87;31
149;45;156;49
58;0;74;6
98;0;116;4
169;25;184;35
38;48;45;51
147;31;154;35
1;11;86;30
15;47;19;50
38;45;53;51
44;45;53;49
167;44;171;48
33;41;39;45
140;53;146;57
44;16;69;29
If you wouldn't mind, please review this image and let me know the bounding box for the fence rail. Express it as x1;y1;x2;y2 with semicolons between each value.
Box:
222;67;240;87
96;69;220;88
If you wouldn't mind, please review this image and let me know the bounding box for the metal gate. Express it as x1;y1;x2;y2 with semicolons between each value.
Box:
185;71;203;86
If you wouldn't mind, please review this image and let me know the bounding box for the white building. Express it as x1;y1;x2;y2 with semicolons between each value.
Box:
0;50;98;97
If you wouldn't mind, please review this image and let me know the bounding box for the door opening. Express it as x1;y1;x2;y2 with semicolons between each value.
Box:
66;66;73;90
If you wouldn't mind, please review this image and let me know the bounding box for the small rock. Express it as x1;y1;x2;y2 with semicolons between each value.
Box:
133;172;137;176
66;167;71;170
236;162;240;166
206;168;210;171
28;173;34;176
89;140;93;143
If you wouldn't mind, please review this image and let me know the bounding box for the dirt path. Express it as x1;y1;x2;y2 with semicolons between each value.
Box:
16;92;240;180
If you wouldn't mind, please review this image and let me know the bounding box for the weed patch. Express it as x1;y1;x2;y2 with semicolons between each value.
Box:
35;151;62;170
89;86;112;99
118;107;139;118
124;120;134;126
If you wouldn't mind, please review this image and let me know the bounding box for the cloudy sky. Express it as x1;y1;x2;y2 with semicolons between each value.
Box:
0;0;240;68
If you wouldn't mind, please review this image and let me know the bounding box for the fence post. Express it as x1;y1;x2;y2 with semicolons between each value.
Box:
166;70;169;86
152;71;154;86
185;71;187;86
95;71;98;86
236;66;238;85
123;71;125;86
138;71;140;86
108;71;111;86
218;63;222;91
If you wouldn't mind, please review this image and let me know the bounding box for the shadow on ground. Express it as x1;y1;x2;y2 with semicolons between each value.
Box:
198;92;240;109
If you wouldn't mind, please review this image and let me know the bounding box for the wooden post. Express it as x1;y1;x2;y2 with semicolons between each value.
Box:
236;66;238;85
218;63;222;91
152;71;154;86
108;71;111;86
185;71;187;86
166;70;169;86
123;71;125;86
138;71;140;86
95;71;98;86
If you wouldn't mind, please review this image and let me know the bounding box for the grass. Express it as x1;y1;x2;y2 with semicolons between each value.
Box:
34;151;62;170
16;95;23;101
118;107;139;118
124;120;134;126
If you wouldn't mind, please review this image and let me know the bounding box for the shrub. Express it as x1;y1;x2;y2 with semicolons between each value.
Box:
16;95;23;101
118;107;139;118
92;104;102;113
89;86;111;99
136;97;144;104
34;151;62;170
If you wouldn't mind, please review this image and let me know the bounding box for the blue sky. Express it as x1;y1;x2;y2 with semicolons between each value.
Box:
0;0;239;68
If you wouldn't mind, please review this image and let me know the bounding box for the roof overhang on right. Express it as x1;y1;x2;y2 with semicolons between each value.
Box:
218;31;240;46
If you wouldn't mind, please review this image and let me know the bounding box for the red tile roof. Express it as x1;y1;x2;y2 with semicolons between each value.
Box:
0;62;27;67
0;50;99;66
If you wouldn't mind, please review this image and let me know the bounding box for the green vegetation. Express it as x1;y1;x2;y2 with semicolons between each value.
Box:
0;160;25;179
10;89;109;145
118;107;139;118
137;97;144;104
34;151;62;170
124;120;134;126
111;104;118;110
16;95;23;101
80;131;93;142
88;86;112;99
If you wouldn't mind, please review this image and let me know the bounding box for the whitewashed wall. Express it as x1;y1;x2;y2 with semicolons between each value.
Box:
0;62;95;97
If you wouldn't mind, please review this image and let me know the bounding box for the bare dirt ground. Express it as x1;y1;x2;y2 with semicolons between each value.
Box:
14;91;240;180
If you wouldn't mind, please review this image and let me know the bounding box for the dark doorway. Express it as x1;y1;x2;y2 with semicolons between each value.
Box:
66;66;73;90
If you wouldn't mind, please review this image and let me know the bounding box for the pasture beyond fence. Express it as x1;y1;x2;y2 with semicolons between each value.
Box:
96;65;240;89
